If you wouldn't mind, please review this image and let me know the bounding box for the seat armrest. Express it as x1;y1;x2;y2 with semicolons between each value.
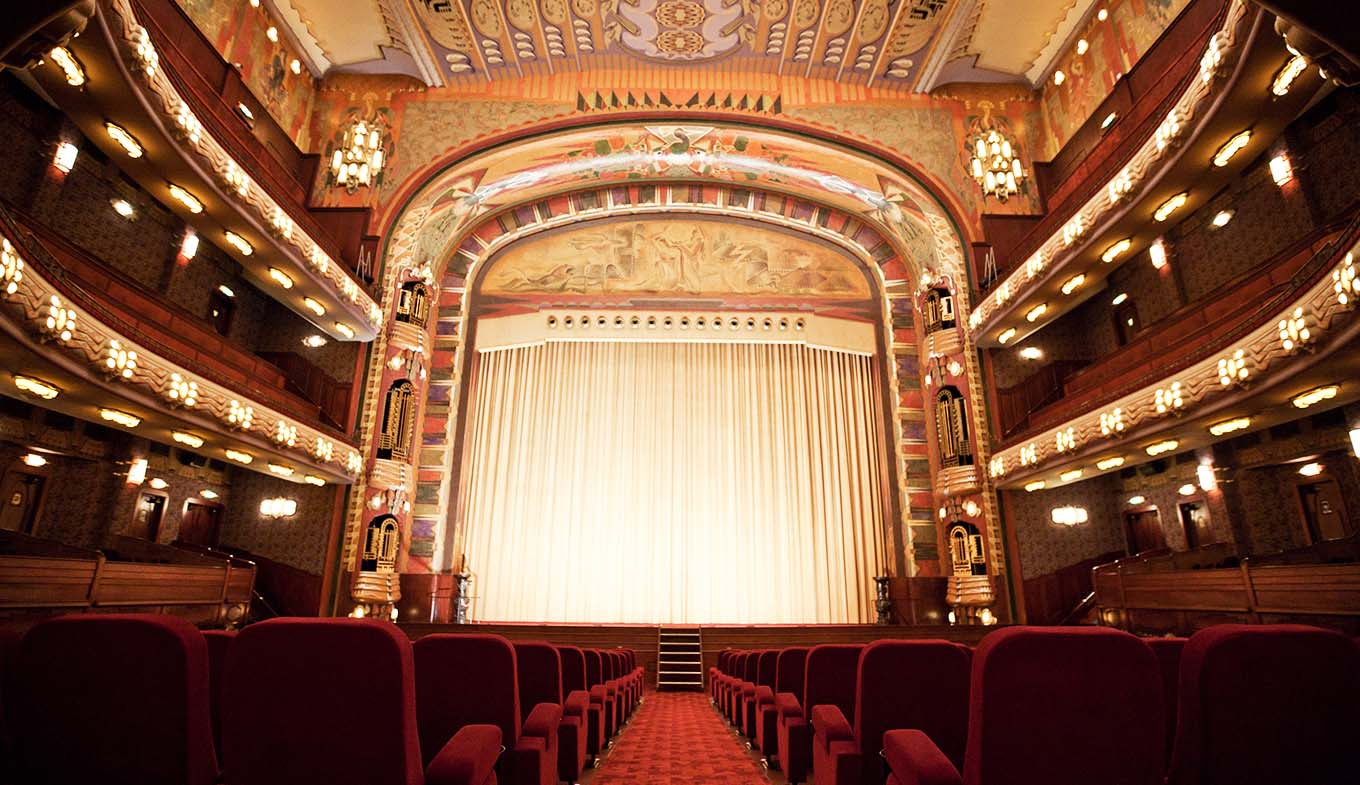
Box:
523;702;564;739
589;684;607;705
775;692;803;720
881;730;962;785
425;724;503;785
564;690;590;718
810;704;854;743
740;681;757;696
754;685;775;707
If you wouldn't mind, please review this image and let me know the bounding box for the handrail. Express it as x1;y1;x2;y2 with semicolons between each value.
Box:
1058;591;1097;626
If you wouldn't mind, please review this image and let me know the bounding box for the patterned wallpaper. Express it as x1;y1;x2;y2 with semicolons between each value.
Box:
1006;473;1128;579
219;468;340;574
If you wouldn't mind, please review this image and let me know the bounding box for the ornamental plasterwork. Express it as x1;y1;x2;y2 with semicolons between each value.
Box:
103;0;384;329
989;244;1360;482
967;0;1250;336
0;234;360;481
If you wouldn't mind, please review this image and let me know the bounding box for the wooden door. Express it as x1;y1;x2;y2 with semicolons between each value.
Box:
1298;480;1351;542
1114;301;1141;346
178;502;221;547
0;470;44;534
1179;501;1215;548
1124;510;1166;554
130;492;166;542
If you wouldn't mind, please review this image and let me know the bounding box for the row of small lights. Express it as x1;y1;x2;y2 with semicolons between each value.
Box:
43;26;380;331
977;20;1312;345
1051;6;1113;88
245;0;304;77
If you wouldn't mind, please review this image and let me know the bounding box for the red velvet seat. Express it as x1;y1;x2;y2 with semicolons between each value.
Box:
757;646;808;765
415;633;561;785
710;650;733;701
732;649;760;725
1147;636;1186;766
225;619;499;785
0;624;22;784
725;650;754;722
882;626;1164;785
777;643;863;785
201;629;235;765
813;640;970;785
583;648;613;751
1166;624;1360;785
556;645;600;772
593;648;622;738
10;614;218;785
740;649;777;737
716;650;745;718
515;641;587;785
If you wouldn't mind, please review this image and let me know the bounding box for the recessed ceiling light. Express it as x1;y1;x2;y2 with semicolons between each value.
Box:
1060;469;1084;482
1213;130;1252;167
303;475;326;486
1061;274;1085;295
14;375;60;399
303;297;325;316
168;184;203;214
998;327;1017;344
225;449;254;464
1100;111;1118;130
268;463;295;477
21;453;48;467
1154;192;1188;222
224;232;253;256
1146;440;1179;456
1111;292;1129;305
1096;456;1125;470
269;268;294;289
1025;480;1047;492
1292;385;1338;409
218;284;235;298
99;408;141;428
334;323;355;339
1102;238;1132;263
1025;303;1048;322
1298;462;1323;477
1212;210;1234;228
104;122;143;158
1208;417;1250;436
1272;54;1308;96
172;431;205;448
49;46;86;86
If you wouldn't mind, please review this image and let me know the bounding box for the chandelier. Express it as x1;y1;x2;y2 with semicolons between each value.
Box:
330;116;388;192
968;126;1025;202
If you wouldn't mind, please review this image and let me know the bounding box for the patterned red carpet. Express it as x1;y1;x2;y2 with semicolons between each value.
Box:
586;691;772;785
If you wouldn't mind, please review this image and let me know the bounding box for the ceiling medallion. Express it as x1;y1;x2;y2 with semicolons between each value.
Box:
606;0;752;62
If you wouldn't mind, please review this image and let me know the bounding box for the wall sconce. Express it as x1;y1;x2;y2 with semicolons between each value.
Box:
1178;483;1197;496
1051;506;1089;526
1197;463;1218;491
1350;428;1360;459
329;114;390;193
21;453;48;468
52;141;79;173
260;497;297;518
127;457;148;485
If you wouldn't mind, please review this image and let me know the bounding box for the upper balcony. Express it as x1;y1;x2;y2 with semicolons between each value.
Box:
25;0;383;342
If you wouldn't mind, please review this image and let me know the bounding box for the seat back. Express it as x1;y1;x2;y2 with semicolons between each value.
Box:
14;614;218;785
558;645;588;694
608;650;623;680
757;649;778;687
1147;637;1185;765
802;644;863;720
223;618;422;785
1167;624;1360;785
775;647;810;702
584;648;603;687
201;630;235;763
413;634;521;768
962;627;1163;785
855;640;971;771
743;649;762;683
515;641;564;721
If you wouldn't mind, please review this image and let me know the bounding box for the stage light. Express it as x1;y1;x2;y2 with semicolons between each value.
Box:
1025;304;1047;322
1292;385;1338;409
1154;193;1188;222
1209;417;1250;436
1097;456;1125;470
180;231;199;259
52;141;79;173
224;232;253;256
21;453;47;468
1213;130;1251;167
1212;210;1234;228
1197;463;1217;491
99;408;141;428
303;297;325;316
334;322;355;339
1112;292;1129;305
225;449;253;464
14;375;59;399
111;199;135;219
998;327;1016;344
1061;274;1085;295
1128;495;1146;506
1178;483;1196;496
1019;346;1043;360
1145;439;1179;456
1102;239;1131;263
200;489;219;499
1298;462;1323;477
168;184;203;214
105;122;143;158
1024;480;1047;492
148;477;168;490
268;268;293;289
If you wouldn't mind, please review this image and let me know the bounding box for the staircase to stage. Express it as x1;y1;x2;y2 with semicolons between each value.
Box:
656;627;703;691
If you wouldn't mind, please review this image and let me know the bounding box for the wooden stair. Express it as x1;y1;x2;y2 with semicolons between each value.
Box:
656;627;703;691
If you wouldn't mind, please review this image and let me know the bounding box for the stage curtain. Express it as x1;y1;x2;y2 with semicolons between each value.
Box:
456;340;890;624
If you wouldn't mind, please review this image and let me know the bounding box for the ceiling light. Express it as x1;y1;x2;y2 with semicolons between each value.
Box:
1209;417;1250;436
268;463;295;477
1298;462;1323;477
1211;210;1234;228
1076;38;1089;56
1097;456;1125;471
268;268;293;289
171;431;204;448
48;46;86;86
14;375;59;399
1053;70;1066;86
1292;385;1338;409
1127;495;1146;505
218;284;235;298
111;199;135;218
168;184;203;214
1111;292;1129;305
52;141;79;173
1272;54;1308;96
334;322;355;339
1097;8;1108;22
1269;154;1294;186
1052;506;1089;525
225;449;253;464
235;102;255;124
1154;192;1188;222
266;26;279;42
1197;463;1218;491
1145;439;1179;456
1060;469;1084;482
998;327;1017;344
1100;112;1118;130
1019;346;1043;360
302;335;327;348
180;231;199;259
1061;274;1085;295
303;297;325;316
224;232;253;256
1213;130;1252;167
105;122;144;158
1025;304;1048;322
148;477;168;490
1178;483;1197;496
289;59;302;75
1148;238;1168;269
99;408;141;428
200;489;219;499
303;475;326;486
1024;480;1047;492
1101;239;1132;263
21;453;48;468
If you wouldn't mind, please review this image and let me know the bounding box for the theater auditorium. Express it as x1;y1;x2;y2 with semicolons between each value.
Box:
1;0;1358;783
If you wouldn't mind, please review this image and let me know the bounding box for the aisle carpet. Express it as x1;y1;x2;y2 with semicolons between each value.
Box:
586;691;772;785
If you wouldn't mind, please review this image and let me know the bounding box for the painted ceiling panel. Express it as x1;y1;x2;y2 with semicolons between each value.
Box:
285;0;393;66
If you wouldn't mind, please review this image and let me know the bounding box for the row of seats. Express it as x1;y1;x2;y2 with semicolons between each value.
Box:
0;615;643;785
710;625;1360;785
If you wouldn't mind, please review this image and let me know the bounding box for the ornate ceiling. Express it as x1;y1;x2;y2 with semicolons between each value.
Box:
274;0;1093;90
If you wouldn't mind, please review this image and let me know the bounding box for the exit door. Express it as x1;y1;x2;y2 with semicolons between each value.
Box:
1299;480;1351;542
0;470;44;534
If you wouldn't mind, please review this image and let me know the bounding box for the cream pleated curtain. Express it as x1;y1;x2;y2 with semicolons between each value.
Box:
456;340;889;624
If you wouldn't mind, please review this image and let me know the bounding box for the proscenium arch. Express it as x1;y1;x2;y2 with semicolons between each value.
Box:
351;117;996;586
